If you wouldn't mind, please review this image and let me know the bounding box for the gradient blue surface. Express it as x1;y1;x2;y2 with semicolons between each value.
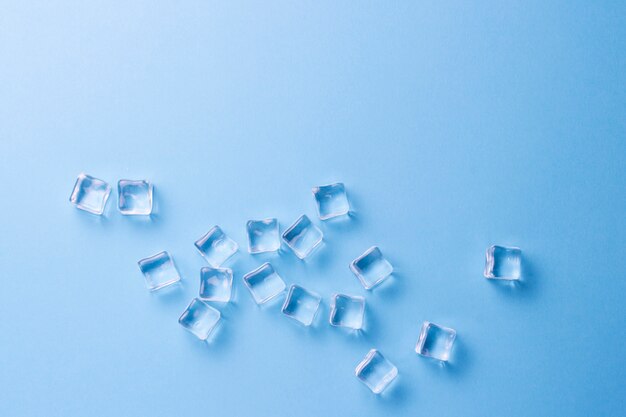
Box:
1;2;625;416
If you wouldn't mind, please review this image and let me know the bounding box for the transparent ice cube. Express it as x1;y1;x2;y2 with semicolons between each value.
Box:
199;267;233;303
118;179;153;215
194;226;238;267
137;251;181;291
355;349;398;394
484;245;521;280
243;263;286;304
282;215;323;259
349;246;393;289
415;321;457;362
312;182;350;220
329;294;365;330
178;298;221;341
69;173;111;215
246;218;280;253
281;285;322;326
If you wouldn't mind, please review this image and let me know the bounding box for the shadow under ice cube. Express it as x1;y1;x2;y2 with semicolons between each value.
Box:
484;245;521;280
281;285;322;326
178;298;221;341
355;349;398;394
415;321;456;362
350;246;393;289
69;173;111;215
137;251;181;291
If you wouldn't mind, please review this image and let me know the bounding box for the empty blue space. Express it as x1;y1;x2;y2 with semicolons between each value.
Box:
0;1;624;416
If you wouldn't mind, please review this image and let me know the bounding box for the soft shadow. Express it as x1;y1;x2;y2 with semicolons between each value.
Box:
369;272;403;300
377;375;408;406
151;282;186;305
445;337;473;379
487;257;540;303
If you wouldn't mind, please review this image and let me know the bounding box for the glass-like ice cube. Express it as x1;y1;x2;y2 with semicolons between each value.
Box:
243;263;286;304
281;285;322;326
69;173;111;215
194;226;238;267
415;321;456;362
282;215;323;259
137;251;181;291
118;179;153;215
484;245;521;280
312;183;350;220
178;298;221;341
355;349;398;394
247;218;280;253
350;246;393;289
330;294;365;330
199;267;232;302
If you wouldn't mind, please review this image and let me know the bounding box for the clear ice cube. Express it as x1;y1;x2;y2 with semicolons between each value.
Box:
281;215;323;259
69;173;111;215
281;285;322;326
194;226;238;267
178;298;221;341
137;251;181;291
312;182;350;220
243;263;286;304
199;267;233;303
484;245;521;280
246;218;280;253
415;321;456;362
355;349;398;394
349;246;393;289
118;179;153;215
329;294;365;330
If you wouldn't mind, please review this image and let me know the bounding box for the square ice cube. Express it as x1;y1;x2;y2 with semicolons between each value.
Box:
355;349;398;394
194;226;238;267
69;173;111;215
281;285;322;326
484;245;521;280
312;182;350;220
282;215;323;259
350;246;393;289
118;179;153;215
329;294;365;330
246;218;280;253
178;298;221;341
415;321;457;362
199;267;233;302
137;251;181;291
243;263;286;304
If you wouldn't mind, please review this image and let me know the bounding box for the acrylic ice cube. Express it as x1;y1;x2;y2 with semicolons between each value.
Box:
199;267;233;303
355;349;398;394
246;218;280;253
312;182;350;220
281;285;322;326
178;298;221;341
194;226;238;267
137;251;181;291
330;294;365;330
415;321;457;362
282;215;323;259
484;245;521;280
69;173;111;215
118;179;153;215
350;246;393;289
243;263;286;304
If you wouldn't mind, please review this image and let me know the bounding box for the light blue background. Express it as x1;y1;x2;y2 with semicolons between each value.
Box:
1;2;625;416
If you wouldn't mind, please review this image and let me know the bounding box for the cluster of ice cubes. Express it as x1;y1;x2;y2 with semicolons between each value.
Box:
71;173;523;395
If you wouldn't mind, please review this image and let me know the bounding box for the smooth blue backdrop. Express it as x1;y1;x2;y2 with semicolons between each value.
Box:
1;2;625;416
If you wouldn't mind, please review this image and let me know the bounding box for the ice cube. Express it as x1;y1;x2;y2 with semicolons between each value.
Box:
349;246;393;289
282;215;323;259
194;226;238;267
199;267;233;303
355;349;398;394
312;182;350;220
178;298;221;341
243;263;286;304
137;251;181;291
246;218;280;253
415;321;456;362
118;179;153;215
281;285;322;326
329;294;365;330
484;245;521;280
69;173;111;215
